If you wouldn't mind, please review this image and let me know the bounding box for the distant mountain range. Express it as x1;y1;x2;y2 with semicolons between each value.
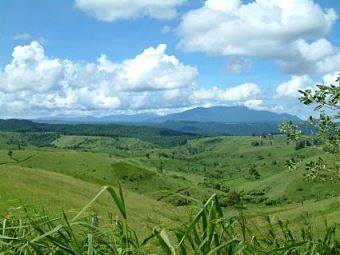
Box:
0;109;310;138
149;106;300;123
38;113;157;124
29;106;302;135
39;106;300;124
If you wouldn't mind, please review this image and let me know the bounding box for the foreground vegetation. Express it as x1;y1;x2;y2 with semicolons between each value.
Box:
0;185;339;254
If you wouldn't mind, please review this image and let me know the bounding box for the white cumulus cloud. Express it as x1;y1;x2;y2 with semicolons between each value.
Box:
242;99;264;110
113;44;198;91
0;41;198;117
74;0;186;21
279;39;340;75
0;42;272;118
177;0;338;75
192;83;262;103
0;41;64;93
276;75;314;98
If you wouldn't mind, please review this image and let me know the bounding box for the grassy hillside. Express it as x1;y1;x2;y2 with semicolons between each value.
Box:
0;129;339;253
1;131;338;205
0;164;187;236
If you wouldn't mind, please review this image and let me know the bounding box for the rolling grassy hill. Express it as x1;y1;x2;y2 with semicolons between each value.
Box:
0;130;338;223
0;164;187;240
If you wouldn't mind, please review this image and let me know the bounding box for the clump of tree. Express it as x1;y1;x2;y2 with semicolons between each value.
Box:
200;179;230;193
27;133;60;147
219;190;244;208
243;188;268;204
249;165;261;179
6;135;27;150
295;138;314;150
280;75;340;182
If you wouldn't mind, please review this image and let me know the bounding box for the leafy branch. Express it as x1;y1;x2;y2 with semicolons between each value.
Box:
280;74;339;182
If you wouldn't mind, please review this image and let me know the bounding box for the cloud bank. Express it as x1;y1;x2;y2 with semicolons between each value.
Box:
0;41;263;117
177;0;339;75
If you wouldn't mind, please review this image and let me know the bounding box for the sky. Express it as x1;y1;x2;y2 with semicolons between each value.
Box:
0;0;339;119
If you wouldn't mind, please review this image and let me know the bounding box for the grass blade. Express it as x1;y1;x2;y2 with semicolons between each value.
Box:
71;186;126;222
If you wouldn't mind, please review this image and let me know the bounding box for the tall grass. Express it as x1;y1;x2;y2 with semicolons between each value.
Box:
0;186;339;254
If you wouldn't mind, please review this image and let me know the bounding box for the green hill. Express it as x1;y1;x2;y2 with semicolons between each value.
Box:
0;129;339;253
0;130;338;217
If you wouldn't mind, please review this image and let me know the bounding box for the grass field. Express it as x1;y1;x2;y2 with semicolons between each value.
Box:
0;131;339;246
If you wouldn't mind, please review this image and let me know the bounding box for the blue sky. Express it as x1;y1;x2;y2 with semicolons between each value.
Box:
0;0;339;119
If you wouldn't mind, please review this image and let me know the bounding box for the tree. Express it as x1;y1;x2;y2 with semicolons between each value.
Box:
249;165;261;179
299;79;339;153
226;190;241;206
279;121;301;145
280;75;340;182
295;140;306;150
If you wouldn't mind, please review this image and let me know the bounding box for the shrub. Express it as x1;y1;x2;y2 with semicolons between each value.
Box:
249;166;261;179
256;155;264;160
